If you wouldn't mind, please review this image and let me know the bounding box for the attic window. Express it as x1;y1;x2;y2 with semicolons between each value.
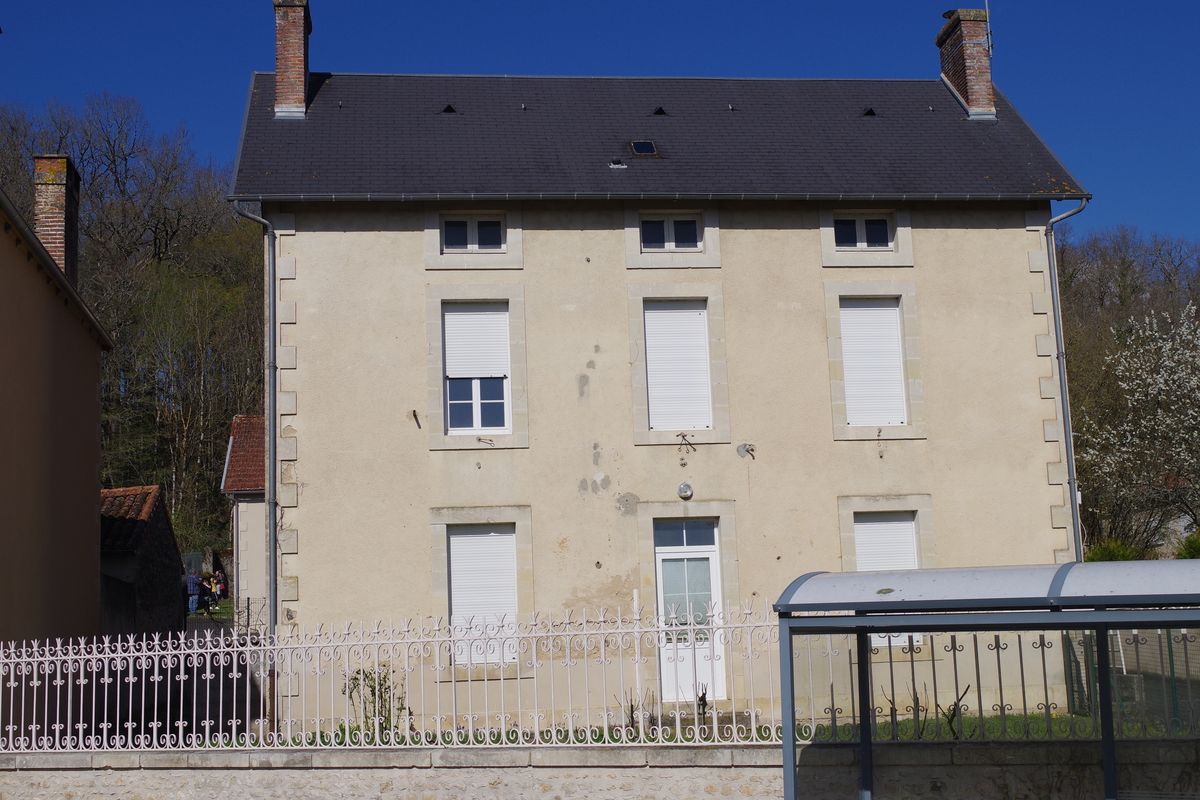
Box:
442;104;457;114
630;140;658;157
653;106;668;116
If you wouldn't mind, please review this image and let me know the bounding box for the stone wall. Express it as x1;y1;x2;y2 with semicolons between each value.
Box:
2;742;1198;799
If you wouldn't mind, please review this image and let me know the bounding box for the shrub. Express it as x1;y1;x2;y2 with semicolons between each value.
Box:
1176;531;1200;559
1084;540;1142;562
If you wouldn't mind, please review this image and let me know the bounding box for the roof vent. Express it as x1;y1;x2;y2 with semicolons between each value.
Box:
441;104;457;114
609;158;627;169
653;106;668;116
862;107;877;117
630;140;658;157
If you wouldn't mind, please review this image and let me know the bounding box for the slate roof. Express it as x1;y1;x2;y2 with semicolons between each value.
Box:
222;414;264;495
232;73;1087;202
100;486;164;553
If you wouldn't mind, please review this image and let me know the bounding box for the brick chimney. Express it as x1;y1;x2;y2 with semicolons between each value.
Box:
936;8;996;119
273;0;311;119
33;154;80;285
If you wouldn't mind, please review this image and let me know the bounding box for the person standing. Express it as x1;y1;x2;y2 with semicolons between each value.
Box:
186;570;200;615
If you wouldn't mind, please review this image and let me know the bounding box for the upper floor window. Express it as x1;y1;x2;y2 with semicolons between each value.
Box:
643;299;712;431
442;302;511;435
442;216;506;254
820;209;912;268
834;215;893;250
640;215;703;253
839;297;908;427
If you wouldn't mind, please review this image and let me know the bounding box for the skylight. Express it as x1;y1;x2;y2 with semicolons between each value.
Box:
630;141;657;157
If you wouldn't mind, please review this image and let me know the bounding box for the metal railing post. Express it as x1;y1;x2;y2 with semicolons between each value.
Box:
779;618;796;800
856;630;874;800
1096;626;1118;800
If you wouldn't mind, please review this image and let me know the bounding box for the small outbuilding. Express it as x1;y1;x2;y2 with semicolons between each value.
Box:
774;561;1200;800
100;485;185;635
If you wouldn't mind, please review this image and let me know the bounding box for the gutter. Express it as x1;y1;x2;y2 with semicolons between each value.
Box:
230;203;279;634
1044;198;1089;561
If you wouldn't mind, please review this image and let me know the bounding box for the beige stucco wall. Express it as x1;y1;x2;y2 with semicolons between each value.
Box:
265;200;1069;629
233;498;268;604
0;212;103;640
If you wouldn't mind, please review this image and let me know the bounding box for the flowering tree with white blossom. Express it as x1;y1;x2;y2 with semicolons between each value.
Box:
1078;303;1200;553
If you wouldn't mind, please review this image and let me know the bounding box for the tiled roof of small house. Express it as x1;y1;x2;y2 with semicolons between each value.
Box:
100;486;164;553
222;414;265;495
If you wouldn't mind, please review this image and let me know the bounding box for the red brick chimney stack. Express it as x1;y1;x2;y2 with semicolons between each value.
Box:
33;154;80;285
936;8;996;119
273;0;311;119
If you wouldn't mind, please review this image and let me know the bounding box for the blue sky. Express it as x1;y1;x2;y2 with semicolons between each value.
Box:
2;1;1196;238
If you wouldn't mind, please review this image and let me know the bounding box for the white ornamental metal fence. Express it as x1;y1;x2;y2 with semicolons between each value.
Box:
0;603;781;751
4;604;1198;752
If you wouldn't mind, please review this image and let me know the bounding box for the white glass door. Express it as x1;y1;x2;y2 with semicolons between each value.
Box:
654;518;726;702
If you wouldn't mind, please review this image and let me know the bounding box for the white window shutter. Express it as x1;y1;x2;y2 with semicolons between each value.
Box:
644;300;713;430
448;524;518;627
839;298;907;426
853;511;919;572
443;303;510;378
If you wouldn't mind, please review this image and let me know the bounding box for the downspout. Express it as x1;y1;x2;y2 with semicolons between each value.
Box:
232;203;279;633
1044;198;1089;562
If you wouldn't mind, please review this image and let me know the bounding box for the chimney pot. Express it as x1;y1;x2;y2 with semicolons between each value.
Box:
936;8;996;119
33;155;80;285
273;0;311;119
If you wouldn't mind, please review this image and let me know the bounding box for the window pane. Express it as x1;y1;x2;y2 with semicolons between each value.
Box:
833;219;858;248
864;218;890;248
672;219;699;249
447;402;474;429
443;220;468;250
660;558;687;616
447;378;474;402
653;519;686;548
684;519;715;547
477;220;503;249
480;401;506;428
479;377;505;401
685;558;713;616
641;220;666;250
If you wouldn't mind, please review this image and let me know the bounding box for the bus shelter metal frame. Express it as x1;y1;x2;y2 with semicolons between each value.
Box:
774;562;1200;800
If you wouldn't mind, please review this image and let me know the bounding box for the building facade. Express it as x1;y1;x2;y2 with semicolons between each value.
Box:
232;3;1088;633
0;157;111;640
222;414;268;619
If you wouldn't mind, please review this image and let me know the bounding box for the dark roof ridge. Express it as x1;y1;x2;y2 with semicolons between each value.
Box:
281;70;942;83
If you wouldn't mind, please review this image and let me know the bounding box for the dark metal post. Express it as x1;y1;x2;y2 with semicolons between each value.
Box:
780;619;797;800
1096;626;1118;800
856;631;874;800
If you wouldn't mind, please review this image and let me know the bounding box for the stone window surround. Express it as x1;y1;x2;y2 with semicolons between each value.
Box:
627;282;731;446
819;207;914;267
424;207;524;270
836;493;936;572
624;205;722;269
635;500;741;621
425;284;529;450
823;280;927;441
429;505;535;626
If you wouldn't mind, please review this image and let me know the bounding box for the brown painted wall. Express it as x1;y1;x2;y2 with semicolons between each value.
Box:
0;210;103;639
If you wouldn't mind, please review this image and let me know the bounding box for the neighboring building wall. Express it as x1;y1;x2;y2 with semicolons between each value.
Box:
266;200;1069;628
233;499;268;605
0;209;103;640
